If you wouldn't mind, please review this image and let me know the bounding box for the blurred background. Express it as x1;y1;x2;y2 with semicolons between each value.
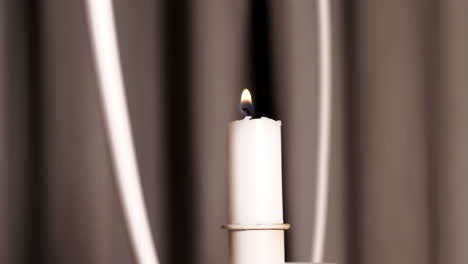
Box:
1;0;468;263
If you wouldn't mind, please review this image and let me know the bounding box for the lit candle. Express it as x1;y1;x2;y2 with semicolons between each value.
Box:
226;89;287;264
228;88;284;224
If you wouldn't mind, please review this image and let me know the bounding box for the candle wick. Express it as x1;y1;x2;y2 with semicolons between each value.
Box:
241;107;252;117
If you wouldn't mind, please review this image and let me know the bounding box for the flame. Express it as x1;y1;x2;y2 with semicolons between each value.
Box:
240;89;252;105
240;89;254;116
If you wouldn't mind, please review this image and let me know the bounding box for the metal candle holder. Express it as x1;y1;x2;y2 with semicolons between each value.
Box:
223;224;334;264
223;223;290;264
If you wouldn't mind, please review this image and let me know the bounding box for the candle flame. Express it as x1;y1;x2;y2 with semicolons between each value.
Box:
240;89;254;116
241;89;252;105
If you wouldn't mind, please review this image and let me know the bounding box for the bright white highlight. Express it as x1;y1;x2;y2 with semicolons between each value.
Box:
84;1;159;263
312;0;333;262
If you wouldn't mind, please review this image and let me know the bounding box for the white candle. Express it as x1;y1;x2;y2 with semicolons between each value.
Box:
228;89;284;225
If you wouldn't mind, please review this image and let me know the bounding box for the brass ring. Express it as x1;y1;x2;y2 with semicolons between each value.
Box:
222;223;290;231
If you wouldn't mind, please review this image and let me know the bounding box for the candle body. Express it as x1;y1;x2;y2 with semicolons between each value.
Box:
228;117;283;224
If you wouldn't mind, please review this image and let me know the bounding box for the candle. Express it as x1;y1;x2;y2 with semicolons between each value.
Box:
228;89;284;225
225;89;287;264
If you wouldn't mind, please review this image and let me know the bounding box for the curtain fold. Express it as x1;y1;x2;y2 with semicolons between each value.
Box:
437;1;468;263
346;1;433;263
1;0;468;264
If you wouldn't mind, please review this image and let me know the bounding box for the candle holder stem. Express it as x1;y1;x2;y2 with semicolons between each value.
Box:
223;223;290;264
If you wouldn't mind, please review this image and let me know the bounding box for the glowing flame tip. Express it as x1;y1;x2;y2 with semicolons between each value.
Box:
241;89;252;104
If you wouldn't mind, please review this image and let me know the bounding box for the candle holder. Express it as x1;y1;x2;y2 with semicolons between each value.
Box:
223;223;290;264
223;223;335;264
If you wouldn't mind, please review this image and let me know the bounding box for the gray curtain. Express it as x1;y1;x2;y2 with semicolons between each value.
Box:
1;0;468;264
